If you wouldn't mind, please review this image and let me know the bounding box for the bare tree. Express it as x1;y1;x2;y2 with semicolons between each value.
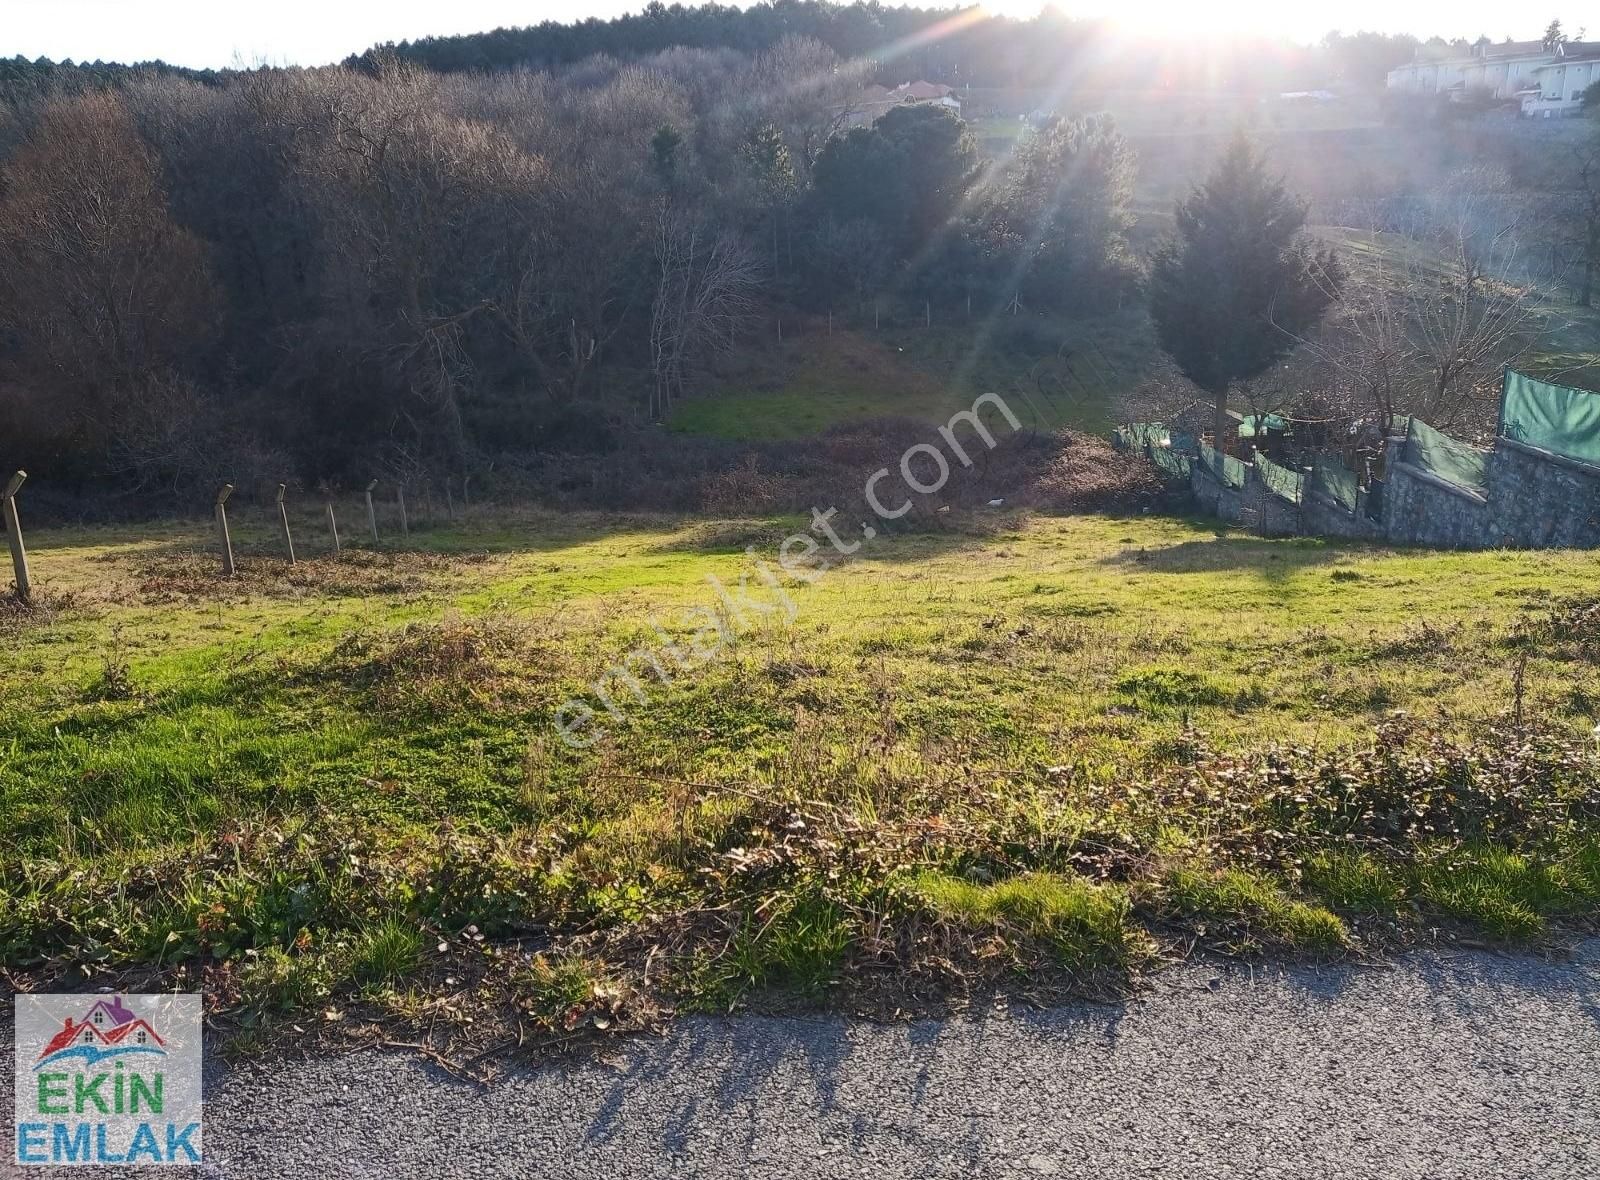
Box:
0;91;217;465
1309;171;1542;436
1552;131;1600;308
649;208;761;420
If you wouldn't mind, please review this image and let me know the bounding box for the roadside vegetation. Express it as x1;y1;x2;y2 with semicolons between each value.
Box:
3;509;1597;1064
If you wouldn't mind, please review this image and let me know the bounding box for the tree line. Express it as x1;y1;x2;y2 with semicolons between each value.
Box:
0;39;1143;501
354;4;1421;93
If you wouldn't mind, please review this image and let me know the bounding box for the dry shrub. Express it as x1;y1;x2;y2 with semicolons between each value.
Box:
1021;430;1166;512
699;454;795;515
125;547;494;604
319;612;554;712
0;588;78;635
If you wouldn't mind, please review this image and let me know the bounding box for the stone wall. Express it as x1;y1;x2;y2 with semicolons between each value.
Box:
1131;422;1600;550
1189;465;1222;516
1484;439;1600;548
1302;490;1384;540
1381;460;1492;547
1190;466;1246;523
1377;437;1600;549
1238;473;1300;537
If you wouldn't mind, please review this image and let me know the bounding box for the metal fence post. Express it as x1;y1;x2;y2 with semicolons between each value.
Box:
366;480;380;544
326;501;341;557
396;485;409;541
276;484;296;565
3;470;31;603
215;484;236;577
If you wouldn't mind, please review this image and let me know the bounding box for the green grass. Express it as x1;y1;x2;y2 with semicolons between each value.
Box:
1162;867;1348;954
2;506;1598;1040
670;309;1149;441
909;871;1147;971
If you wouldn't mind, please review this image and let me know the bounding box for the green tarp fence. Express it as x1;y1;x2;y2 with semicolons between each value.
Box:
1404;417;1488;495
1198;443;1247;489
1239;413;1288;439
1309;455;1359;514
1500;370;1600;469
1148;444;1192;482
1254;452;1304;504
1115;422;1170;452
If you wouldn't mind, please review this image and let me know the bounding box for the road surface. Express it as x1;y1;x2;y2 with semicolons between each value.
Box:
5;941;1599;1178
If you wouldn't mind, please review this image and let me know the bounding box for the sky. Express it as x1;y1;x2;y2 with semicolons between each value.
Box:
4;0;1592;70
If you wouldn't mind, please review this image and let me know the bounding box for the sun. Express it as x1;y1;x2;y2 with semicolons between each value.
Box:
974;0;1304;39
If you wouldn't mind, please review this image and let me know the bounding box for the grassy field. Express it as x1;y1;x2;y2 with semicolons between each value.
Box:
3;505;1599;1056
670;309;1153;441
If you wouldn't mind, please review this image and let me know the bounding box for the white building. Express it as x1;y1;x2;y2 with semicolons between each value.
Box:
1385;37;1600;115
1523;55;1600;117
845;81;961;128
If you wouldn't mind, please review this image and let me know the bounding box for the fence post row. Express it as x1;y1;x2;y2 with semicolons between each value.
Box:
276;484;296;566
215;484;236;577
366;480;380;544
3;470;31;603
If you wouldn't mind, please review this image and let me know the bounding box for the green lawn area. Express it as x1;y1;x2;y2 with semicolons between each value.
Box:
3;507;1598;1047
670;310;1151;441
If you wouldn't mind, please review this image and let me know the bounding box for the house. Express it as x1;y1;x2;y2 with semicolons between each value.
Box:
36;995;165;1061
1385;36;1600;116
84;996;137;1030
1522;53;1600;117
844;81;961;127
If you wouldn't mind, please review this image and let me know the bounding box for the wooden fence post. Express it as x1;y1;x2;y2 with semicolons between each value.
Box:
396;485;409;541
326;501;341;557
3;470;31;603
366;480;380;544
276;484;296;565
215;484;236;577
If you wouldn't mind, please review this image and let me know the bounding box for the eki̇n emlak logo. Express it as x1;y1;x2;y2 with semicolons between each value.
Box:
14;993;202;1166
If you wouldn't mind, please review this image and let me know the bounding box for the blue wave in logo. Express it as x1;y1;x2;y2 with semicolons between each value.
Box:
33;1044;166;1070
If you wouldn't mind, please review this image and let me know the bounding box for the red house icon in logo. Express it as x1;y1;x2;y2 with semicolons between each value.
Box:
36;995;166;1067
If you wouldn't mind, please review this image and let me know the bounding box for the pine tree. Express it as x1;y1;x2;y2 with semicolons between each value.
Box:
1149;136;1341;446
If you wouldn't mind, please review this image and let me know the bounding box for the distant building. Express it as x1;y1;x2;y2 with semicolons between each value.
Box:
845;81;961;127
1385;37;1600;117
1523;55;1600;117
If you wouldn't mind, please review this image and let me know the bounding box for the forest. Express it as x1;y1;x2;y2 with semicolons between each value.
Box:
0;2;1587;514
0;27;1150;506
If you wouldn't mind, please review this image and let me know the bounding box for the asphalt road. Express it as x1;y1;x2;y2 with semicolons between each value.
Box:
5;941;1599;1179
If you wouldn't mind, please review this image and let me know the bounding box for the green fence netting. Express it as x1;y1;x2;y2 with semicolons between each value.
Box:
1500;370;1600;468
1198;443;1247;489
1309;455;1359;514
1148;444;1192;482
1239;412;1288;439
1254;453;1304;504
1115;422;1170;452
1404;417;1489;495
